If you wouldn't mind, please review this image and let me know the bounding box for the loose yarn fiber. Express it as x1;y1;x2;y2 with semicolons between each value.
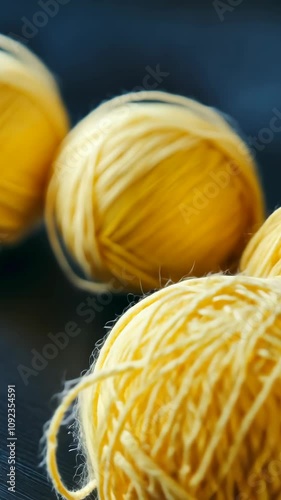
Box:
240;208;281;279
0;35;68;243
47;274;281;499
46;91;264;293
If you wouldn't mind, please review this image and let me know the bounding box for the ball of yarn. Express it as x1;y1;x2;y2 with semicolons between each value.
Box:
0;35;68;243
241;208;281;278
47;274;281;499
46;91;264;293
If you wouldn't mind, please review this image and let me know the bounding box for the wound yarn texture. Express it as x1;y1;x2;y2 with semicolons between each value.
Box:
46;274;281;499
46;91;264;293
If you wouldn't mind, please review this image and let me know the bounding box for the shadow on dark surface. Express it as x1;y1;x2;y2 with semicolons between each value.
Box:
0;228;131;499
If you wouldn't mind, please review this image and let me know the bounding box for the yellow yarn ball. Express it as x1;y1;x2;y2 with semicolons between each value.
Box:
241;208;281;278
47;274;281;499
46;91;264;293
0;35;68;243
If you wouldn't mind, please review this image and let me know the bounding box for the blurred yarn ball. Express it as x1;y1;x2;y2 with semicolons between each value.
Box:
0;35;68;243
241;208;281;278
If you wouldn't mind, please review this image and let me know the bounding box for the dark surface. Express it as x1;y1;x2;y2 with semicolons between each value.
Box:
1;1;281;499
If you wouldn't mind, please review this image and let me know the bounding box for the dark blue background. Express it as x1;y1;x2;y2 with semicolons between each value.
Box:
0;1;281;499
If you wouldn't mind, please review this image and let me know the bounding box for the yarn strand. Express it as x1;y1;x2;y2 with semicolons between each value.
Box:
46;362;144;499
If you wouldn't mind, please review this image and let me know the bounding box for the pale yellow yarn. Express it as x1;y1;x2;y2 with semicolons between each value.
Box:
46;91;264;293
240;208;281;278
0;35;68;243
47;274;281;499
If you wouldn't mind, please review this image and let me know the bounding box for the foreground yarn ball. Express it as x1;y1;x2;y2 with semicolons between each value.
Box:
46;91;264;293
0;35;68;243
241;208;281;278
47;275;281;499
